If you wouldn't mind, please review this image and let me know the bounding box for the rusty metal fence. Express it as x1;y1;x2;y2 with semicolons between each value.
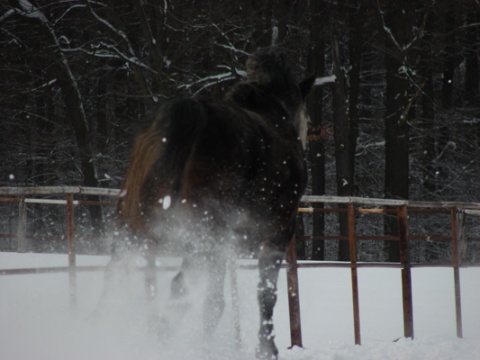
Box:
1;187;479;347
287;196;480;347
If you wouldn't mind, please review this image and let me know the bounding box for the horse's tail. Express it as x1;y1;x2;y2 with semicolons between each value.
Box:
117;98;208;233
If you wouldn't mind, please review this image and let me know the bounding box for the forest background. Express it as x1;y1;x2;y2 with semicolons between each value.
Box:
1;0;480;262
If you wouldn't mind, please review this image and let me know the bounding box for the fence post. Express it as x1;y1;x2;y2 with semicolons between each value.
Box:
286;235;303;348
397;205;414;339
347;203;361;345
17;199;28;253
457;211;467;262
66;194;76;312
450;207;463;338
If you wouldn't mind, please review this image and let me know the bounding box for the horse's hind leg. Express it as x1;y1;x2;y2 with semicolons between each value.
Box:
256;243;285;360
164;252;227;336
92;234;137;318
170;258;190;299
203;253;227;335
142;239;161;334
155;258;192;341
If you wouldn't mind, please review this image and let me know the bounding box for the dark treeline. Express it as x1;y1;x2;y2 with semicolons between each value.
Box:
1;1;480;261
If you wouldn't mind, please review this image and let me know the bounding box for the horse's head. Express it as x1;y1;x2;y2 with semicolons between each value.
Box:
245;48;315;148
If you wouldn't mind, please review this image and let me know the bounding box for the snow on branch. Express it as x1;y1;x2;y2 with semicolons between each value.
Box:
181;71;335;95
180;71;236;95
217;65;247;77
314;75;336;86
0;9;16;23
53;4;87;26
210;23;249;59
18;0;47;22
94;43;158;74
0;0;47;24
215;43;249;56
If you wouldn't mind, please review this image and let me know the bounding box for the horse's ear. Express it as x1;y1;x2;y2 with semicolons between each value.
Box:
299;73;316;99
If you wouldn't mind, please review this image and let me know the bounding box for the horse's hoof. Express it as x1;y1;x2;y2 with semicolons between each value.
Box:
148;315;171;343
256;343;278;360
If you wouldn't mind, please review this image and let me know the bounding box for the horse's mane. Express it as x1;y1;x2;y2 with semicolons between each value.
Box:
117;119;165;234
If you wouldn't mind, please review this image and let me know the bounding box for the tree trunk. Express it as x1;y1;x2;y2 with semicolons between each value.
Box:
331;2;362;261
420;14;436;195
348;4;361;171
250;0;275;48
435;6;456;198
442;13;455;110
332;30;354;261
307;0;326;260
383;4;412;262
464;11;479;105
421;58;436;194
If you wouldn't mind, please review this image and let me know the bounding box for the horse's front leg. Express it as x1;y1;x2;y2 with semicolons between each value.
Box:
256;244;285;360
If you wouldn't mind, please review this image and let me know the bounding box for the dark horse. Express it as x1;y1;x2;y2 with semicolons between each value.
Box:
103;48;314;359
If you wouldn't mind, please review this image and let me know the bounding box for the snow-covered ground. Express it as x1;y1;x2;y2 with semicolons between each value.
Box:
1;252;479;360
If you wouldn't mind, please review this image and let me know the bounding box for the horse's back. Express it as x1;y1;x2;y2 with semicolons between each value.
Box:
178;98;307;233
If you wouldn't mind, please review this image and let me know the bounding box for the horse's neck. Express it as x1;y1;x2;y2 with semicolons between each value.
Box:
228;83;288;114
228;83;305;144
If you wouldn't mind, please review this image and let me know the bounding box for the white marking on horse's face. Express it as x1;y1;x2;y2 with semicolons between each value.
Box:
160;195;171;210
296;103;310;150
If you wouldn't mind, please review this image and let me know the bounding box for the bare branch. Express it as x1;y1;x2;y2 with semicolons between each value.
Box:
376;0;428;52
83;0;157;74
84;0;136;56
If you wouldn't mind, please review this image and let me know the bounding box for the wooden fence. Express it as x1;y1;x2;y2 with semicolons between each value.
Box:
1;187;479;347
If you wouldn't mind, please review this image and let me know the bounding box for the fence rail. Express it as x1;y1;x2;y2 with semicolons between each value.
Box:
1;187;479;348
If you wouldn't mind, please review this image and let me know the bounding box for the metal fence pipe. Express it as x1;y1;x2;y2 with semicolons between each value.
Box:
397;205;414;339
450;208;463;338
66;194;76;312
347;203;361;345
